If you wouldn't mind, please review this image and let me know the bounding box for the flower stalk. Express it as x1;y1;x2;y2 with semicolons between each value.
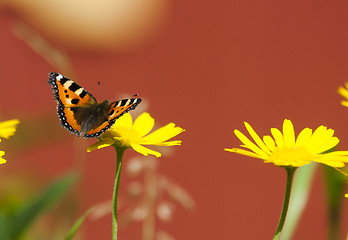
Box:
87;112;184;239
112;146;126;240
273;166;297;240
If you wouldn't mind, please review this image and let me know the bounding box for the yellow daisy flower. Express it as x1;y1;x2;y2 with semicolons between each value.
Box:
87;112;184;157
225;119;348;168
338;83;348;107
0;119;19;164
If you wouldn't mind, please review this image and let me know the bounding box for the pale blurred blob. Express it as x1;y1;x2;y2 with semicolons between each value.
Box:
1;0;170;52
156;201;174;222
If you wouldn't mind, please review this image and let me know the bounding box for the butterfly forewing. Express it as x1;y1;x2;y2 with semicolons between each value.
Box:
108;98;141;123
48;72;97;107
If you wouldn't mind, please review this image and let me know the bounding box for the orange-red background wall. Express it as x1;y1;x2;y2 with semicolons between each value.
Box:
0;1;347;239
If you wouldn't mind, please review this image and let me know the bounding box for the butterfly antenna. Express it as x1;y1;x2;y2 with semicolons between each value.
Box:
97;81;106;100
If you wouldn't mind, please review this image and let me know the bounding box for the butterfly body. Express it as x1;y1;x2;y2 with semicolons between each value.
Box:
48;72;141;139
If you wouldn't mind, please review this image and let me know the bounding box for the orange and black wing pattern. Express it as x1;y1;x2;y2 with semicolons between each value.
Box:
48;72;98;136
81;98;141;138
108;98;141;124
48;72;142;139
48;72;97;107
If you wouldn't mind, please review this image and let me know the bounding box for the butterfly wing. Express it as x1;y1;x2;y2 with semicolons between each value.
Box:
82;98;142;138
48;72;142;139
48;72;97;106
48;72;98;136
108;98;142;124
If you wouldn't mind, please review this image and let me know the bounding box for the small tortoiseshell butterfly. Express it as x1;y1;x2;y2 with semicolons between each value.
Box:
48;72;141;139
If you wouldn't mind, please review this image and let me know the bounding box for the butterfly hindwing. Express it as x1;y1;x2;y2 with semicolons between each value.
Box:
83;98;142;137
47;72;142;139
57;104;81;135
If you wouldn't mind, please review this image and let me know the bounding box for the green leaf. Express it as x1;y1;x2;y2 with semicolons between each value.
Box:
65;207;93;240
281;163;317;240
323;165;346;240
7;173;77;240
0;213;10;240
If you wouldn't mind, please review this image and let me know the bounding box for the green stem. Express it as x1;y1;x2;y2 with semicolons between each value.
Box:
112;146;126;240
273;167;297;240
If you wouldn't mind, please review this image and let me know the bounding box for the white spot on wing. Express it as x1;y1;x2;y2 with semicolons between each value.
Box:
63;80;73;88
75;88;84;95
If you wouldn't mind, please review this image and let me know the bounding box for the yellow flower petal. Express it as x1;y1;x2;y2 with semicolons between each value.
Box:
271;128;284;148
295;128;312;148
310;125;327;141
0;119;19;139
307;126;331;153
0;151;6;164
244;122;271;154
338;85;348;97
283;119;295;147
145;140;182;146
132;113;154;137
113;113;133;129
141;123;184;145
314;137;339;154
338;86;348;97
313;158;345;168
338;84;348;108
323;151;348;157
233;130;269;158
318;153;348;168
263;135;276;152
130;142;161;157
87;138;115;152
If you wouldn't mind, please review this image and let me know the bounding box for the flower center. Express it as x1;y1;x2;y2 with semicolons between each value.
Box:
269;147;313;166
112;127;142;146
